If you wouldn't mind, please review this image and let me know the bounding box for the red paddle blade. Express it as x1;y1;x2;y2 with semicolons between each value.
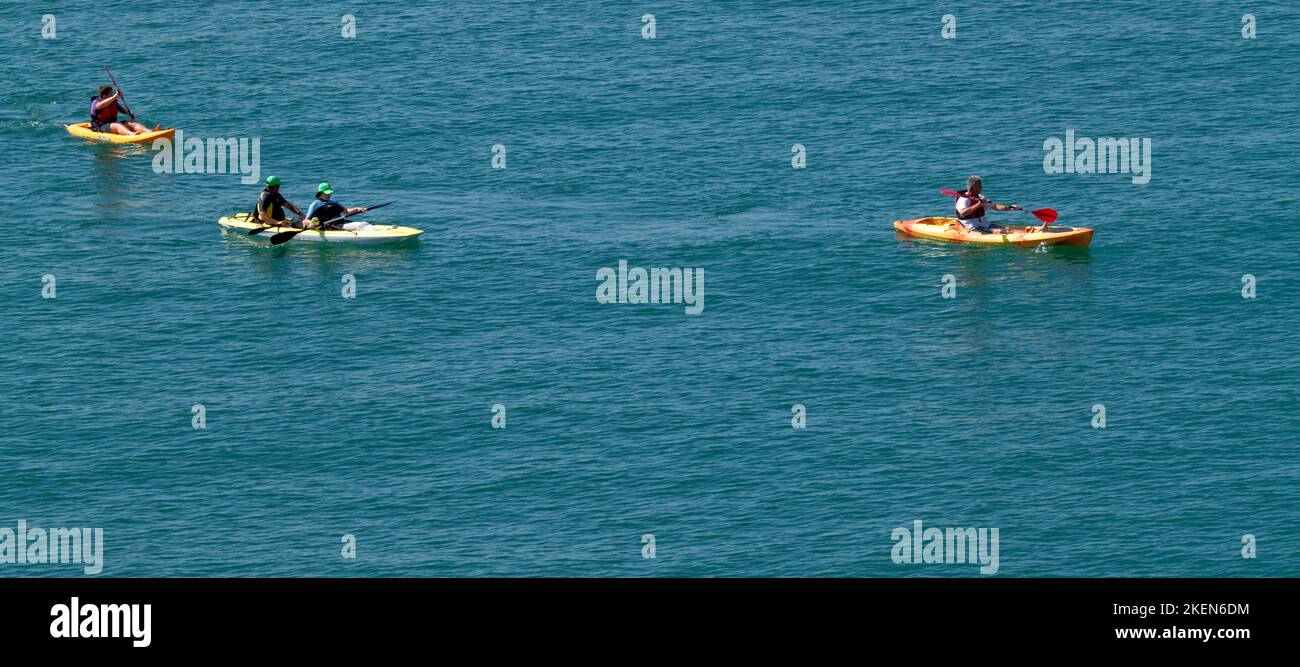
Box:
1029;208;1060;223
1030;208;1058;224
939;189;963;198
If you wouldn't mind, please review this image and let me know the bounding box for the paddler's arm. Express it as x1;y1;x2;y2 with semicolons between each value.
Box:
300;200;322;228
284;200;306;220
92;92;120;111
956;198;985;218
988;202;1022;212
116;92;134;120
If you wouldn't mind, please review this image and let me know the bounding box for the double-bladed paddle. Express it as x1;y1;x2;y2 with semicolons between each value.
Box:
269;202;394;245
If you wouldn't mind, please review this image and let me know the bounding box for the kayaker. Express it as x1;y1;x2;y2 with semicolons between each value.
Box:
954;176;1021;233
89;85;159;136
255;175;307;226
303;182;371;230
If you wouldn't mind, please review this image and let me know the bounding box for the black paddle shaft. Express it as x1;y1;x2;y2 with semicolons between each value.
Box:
103;66;133;117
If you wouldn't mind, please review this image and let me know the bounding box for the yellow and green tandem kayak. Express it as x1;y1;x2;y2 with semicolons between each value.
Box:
217;213;423;245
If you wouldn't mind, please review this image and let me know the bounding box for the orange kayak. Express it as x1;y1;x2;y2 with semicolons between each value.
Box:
894;217;1093;247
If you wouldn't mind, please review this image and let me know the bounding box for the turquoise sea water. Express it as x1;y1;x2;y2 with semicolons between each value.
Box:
2;1;1297;576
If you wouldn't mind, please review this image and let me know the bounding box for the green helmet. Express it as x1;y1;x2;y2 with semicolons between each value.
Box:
265;175;282;187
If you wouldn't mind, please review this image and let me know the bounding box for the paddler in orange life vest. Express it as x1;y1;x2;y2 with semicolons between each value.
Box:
954;175;1021;233
89;85;158;136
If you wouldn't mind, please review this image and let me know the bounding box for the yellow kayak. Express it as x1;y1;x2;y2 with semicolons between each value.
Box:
65;122;175;144
894;217;1093;247
217;213;424;245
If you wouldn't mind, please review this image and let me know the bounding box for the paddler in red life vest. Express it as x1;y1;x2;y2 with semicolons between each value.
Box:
954;175;1022;233
89;85;159;136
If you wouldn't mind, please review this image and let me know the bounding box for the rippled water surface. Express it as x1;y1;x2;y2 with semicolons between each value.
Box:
2;1;1297;576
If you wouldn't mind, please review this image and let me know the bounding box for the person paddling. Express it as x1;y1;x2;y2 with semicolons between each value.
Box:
954;176;1021;233
303;182;371;230
255;176;307;227
89;85;158;136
